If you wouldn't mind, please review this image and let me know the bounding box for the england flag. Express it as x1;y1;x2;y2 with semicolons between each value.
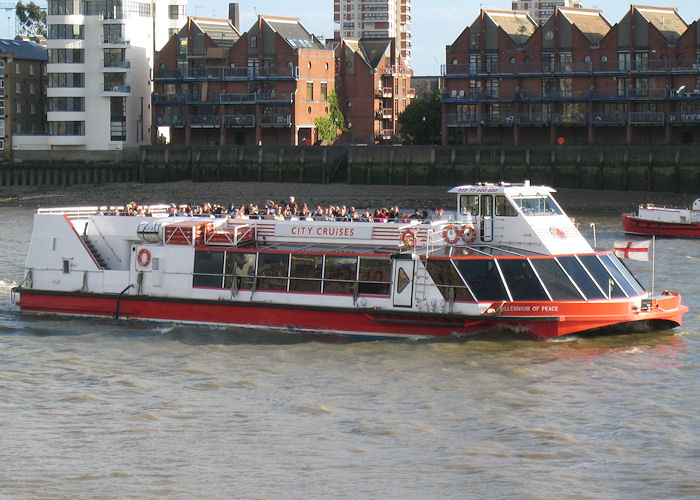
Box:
614;240;651;262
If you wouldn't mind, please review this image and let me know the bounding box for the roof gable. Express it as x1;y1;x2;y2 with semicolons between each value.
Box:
635;5;686;42
559;8;611;44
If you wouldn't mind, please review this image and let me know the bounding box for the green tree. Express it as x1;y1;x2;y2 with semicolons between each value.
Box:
397;90;442;144
314;90;347;145
16;1;46;37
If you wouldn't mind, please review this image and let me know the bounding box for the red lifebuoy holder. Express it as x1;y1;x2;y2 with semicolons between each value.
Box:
461;224;476;243
137;248;151;267
401;229;417;248
443;224;461;244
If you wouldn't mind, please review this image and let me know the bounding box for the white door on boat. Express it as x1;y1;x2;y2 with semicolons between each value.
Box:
392;258;415;307
480;194;494;242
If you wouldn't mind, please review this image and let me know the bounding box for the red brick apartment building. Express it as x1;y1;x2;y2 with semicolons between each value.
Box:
333;37;414;143
442;6;700;146
153;15;334;146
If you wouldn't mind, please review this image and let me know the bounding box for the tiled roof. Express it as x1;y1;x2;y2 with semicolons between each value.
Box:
484;10;537;45
0;39;46;60
559;8;611;44
635;6;686;42
192;18;240;47
263;17;324;49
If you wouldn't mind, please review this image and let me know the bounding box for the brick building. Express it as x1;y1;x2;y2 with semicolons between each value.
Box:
333;37;413;143
0;39;47;158
153;15;335;146
442;6;700;146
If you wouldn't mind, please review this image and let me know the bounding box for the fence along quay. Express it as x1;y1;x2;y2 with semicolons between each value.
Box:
3;145;699;192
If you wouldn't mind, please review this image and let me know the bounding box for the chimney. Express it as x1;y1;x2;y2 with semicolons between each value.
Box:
229;3;240;32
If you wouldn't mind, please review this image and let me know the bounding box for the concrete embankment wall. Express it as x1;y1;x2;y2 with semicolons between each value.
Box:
4;145;699;193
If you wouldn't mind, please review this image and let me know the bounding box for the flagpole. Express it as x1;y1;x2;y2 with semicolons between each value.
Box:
651;235;656;301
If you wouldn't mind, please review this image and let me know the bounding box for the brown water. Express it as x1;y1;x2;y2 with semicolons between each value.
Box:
0;185;698;498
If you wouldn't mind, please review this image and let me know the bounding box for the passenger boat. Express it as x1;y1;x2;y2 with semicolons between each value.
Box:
13;181;688;340
622;199;700;238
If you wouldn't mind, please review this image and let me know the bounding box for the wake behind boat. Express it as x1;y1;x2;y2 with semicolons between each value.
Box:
13;181;688;340
622;199;700;238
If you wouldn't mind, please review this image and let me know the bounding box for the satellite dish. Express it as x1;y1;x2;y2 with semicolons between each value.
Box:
677;85;686;94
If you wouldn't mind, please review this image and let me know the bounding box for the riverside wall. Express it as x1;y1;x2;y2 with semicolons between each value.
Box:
3;145;699;193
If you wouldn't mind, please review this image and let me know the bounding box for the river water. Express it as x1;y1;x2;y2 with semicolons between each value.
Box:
0;187;698;499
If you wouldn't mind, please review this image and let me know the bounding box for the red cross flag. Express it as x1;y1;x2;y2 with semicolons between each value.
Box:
614;240;651;262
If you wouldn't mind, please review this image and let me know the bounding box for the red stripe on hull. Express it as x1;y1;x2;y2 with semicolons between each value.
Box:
15;290;687;340
622;213;700;238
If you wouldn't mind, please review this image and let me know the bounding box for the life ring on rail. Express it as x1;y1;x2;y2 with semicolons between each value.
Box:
401;229;417;248
461;224;476;243
443;224;461;244
137;248;151;267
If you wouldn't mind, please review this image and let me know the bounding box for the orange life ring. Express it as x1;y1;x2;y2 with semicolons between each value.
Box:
137;248;151;267
443;224;461;244
461;224;476;243
401;229;417;248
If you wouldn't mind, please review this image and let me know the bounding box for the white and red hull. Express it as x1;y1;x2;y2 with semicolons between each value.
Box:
622;212;700;238
16;288;687;340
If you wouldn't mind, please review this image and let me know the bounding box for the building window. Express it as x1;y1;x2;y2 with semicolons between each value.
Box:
29;64;34;75
559;78;572;97
469;54;480;74
618;52;630;71
30;103;35;114
15;63;20;74
321;82;328;100
16;102;20;113
250;35;257;48
634;78;649;97
168;5;185;19
48;121;85;136
15;82;20;94
635;52;648;71
30;84;35;94
559;52;572;72
306;82;313;101
485;54;498;73
617;77;631;97
485;79;498;98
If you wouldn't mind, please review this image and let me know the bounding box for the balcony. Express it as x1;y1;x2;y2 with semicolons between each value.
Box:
669;112;700;124
100;84;131;95
628;111;665;125
190;114;220;128
591;112;627;125
101;37;130;47
100;59;130;71
223;114;255;127
154;115;185;127
445;113;479;127
256;91;294;103
382;86;393;97
551;112;587;125
441;59;700;78
220;92;256;104
258;114;291;127
380;128;394;139
513;113;550;126
381;108;393;119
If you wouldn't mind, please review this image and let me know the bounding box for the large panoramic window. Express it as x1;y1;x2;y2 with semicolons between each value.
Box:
511;194;562;216
498;258;549;301
289;254;322;293
48;48;84;63
48;97;85;112
48;24;84;39
425;259;474;302
323;256;356;294
358;258;391;296
48;121;85;136
454;259;509;301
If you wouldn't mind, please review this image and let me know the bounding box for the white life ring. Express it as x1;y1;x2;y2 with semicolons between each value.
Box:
461;224;476;243
401;229;417;248
443;224;461;244
137;248;151;267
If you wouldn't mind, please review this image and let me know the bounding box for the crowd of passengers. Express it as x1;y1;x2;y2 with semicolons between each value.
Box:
108;197;430;222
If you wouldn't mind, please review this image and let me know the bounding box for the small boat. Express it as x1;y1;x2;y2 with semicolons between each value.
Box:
12;181;688;340
622;199;700;238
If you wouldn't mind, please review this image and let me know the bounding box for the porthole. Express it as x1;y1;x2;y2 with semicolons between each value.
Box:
308;106;312;114
601;55;608;62
584;55;591;63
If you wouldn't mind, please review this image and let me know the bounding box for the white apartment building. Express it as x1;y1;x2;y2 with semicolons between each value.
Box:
512;0;582;25
333;0;412;65
41;0;186;151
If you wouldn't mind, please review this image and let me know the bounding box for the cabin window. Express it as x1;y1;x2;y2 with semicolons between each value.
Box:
62;259;70;274
607;255;645;296
498;259;549;301
193;251;224;288
289;254;323;292
453;260;509;301
511;194;562;215
358;257;391;295
323;256;356;294
599;254;642;297
224;252;256;290
459;195;479;216
556;256;605;300
495;195;518;216
257;253;289;291
425;259;474;301
577;255;627;298
530;259;583;300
